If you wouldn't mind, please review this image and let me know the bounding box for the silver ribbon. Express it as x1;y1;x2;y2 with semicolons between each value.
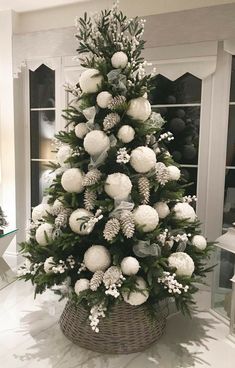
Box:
83;106;97;130
88;134;117;169
133;240;161;258
111;200;134;218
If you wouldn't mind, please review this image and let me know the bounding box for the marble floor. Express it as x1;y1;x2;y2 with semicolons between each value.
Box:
0;278;234;367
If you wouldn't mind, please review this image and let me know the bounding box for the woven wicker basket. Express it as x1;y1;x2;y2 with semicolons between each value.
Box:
60;300;168;354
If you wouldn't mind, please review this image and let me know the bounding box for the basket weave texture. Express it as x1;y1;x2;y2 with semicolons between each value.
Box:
60;300;168;354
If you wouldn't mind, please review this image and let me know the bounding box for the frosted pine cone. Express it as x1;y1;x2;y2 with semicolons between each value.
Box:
155;162;170;185
138;176;150;204
84;189;97;211
107;95;126;111
103;113;120;131
54;208;71;228
103;266;121;288
103;218;120;241
90;270;104;291
120;210;135;238
83;169;102;187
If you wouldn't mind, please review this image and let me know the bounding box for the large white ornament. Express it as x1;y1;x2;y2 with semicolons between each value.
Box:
61;168;84;193
56;145;73;166
84;245;111;272
69;208;93;235
111;51;128;69
133;205;159;232
117;125;135;143
167;165;181;181
174;203;197;222
79;68;103;94
154;202;170;219
84;130;110;156
105;173;132;200
35;223;54;246
130;146;156;173
44;256;55;273
96;91;112;108
122;277;149;306
75;123;89;139
192;235;207;250
127;97;151;122
74;278;90;296
32;203;52;222
121;257;140;275
168;252;195;277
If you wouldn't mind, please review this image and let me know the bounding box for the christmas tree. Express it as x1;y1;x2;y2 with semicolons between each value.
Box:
0;206;8;233
19;3;213;333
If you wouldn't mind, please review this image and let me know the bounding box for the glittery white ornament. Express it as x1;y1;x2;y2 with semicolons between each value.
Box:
192;235;207;250
44;256;55;273
111;51;128;69
84;130;110;156
69;208;93;235
79;69;103;93
56;145;72;166
105;173;132;200
117;125;135;143
74;278;90;295
130;146;156;173
35;223;54;246
168;252;195;277
127;97;151;122
133;205;159;232
84;245;111;272
167;165;181;181
75;123;89;139
154;202;170;219
96;91;112;108
174;203;197;222
32;203;52;222
122;277;149;306
121;257;140;275
61;168;84;193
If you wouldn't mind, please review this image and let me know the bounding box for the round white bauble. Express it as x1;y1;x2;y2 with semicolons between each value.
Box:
75;123;89;139
173;202;197;222
192;235;207;250
44;256;55;273
61;168;84;193
32;203;52;222
69;209;93;235
117;125;135;143
168;252;195;277
154;202;170;219
96;91;112;108
105;173;132;200
74;278;90;296
122;277;149;306
79;68;103;94
130;146;156;173
127;97;151;122
35;223;54;246
111;51;128;69
133;205;159;232
84;130;110;156
56;145;73;166
121;257;140;275
167;165;181;181
84;245;111;272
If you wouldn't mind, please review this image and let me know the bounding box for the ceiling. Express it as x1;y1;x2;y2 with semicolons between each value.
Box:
0;0;90;12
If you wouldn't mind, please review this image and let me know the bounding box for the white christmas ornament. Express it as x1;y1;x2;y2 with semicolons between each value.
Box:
84;130;110;156
154;202;170;219
52;199;64;215
44;257;55;273
121;257;140;275
122;277;149;306
105;173;132;200
168;165;181;181
96;91;112;108
192;235;207;250
168;252;195;277
133;205;159;232
35;223;54;246
74;278;90;296
32;203;52;222
79;68;103;94
127;97;151;122
69;208;93;235
56;145;73;166
75;123;89;139
111;51;128;69
84;245;111;272
117;125;135;143
61;168;84;193
174;203;197;222
130;146;156;173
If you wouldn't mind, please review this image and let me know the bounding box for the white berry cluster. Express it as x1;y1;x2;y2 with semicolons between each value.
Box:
18;261;43;276
157;228;169;245
77;262;86;274
89;303;107;333
176;195;197;204
170;233;191;243
158;131;174;142
158;271;189;295
83;209;103;233
104;274;126;298
116;147;130;164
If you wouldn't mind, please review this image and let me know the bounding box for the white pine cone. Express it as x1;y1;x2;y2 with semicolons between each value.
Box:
120;210;135;238
83;169;102;187
90;270;104;291
84;189;97;211
103;113;120;131
138;176;150;204
107;95;126;110
103;218;120;242
103;266;121;288
54;208;71;228
155;162;170;185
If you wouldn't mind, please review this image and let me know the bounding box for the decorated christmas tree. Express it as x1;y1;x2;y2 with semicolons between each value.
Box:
19;2;213;350
0;206;8;233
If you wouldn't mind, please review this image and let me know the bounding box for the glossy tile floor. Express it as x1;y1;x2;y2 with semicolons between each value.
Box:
0;275;235;367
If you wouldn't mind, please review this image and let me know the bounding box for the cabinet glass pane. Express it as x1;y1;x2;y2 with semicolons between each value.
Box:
30;65;55;108
180;167;198;198
31;161;55;207
230;56;235;102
